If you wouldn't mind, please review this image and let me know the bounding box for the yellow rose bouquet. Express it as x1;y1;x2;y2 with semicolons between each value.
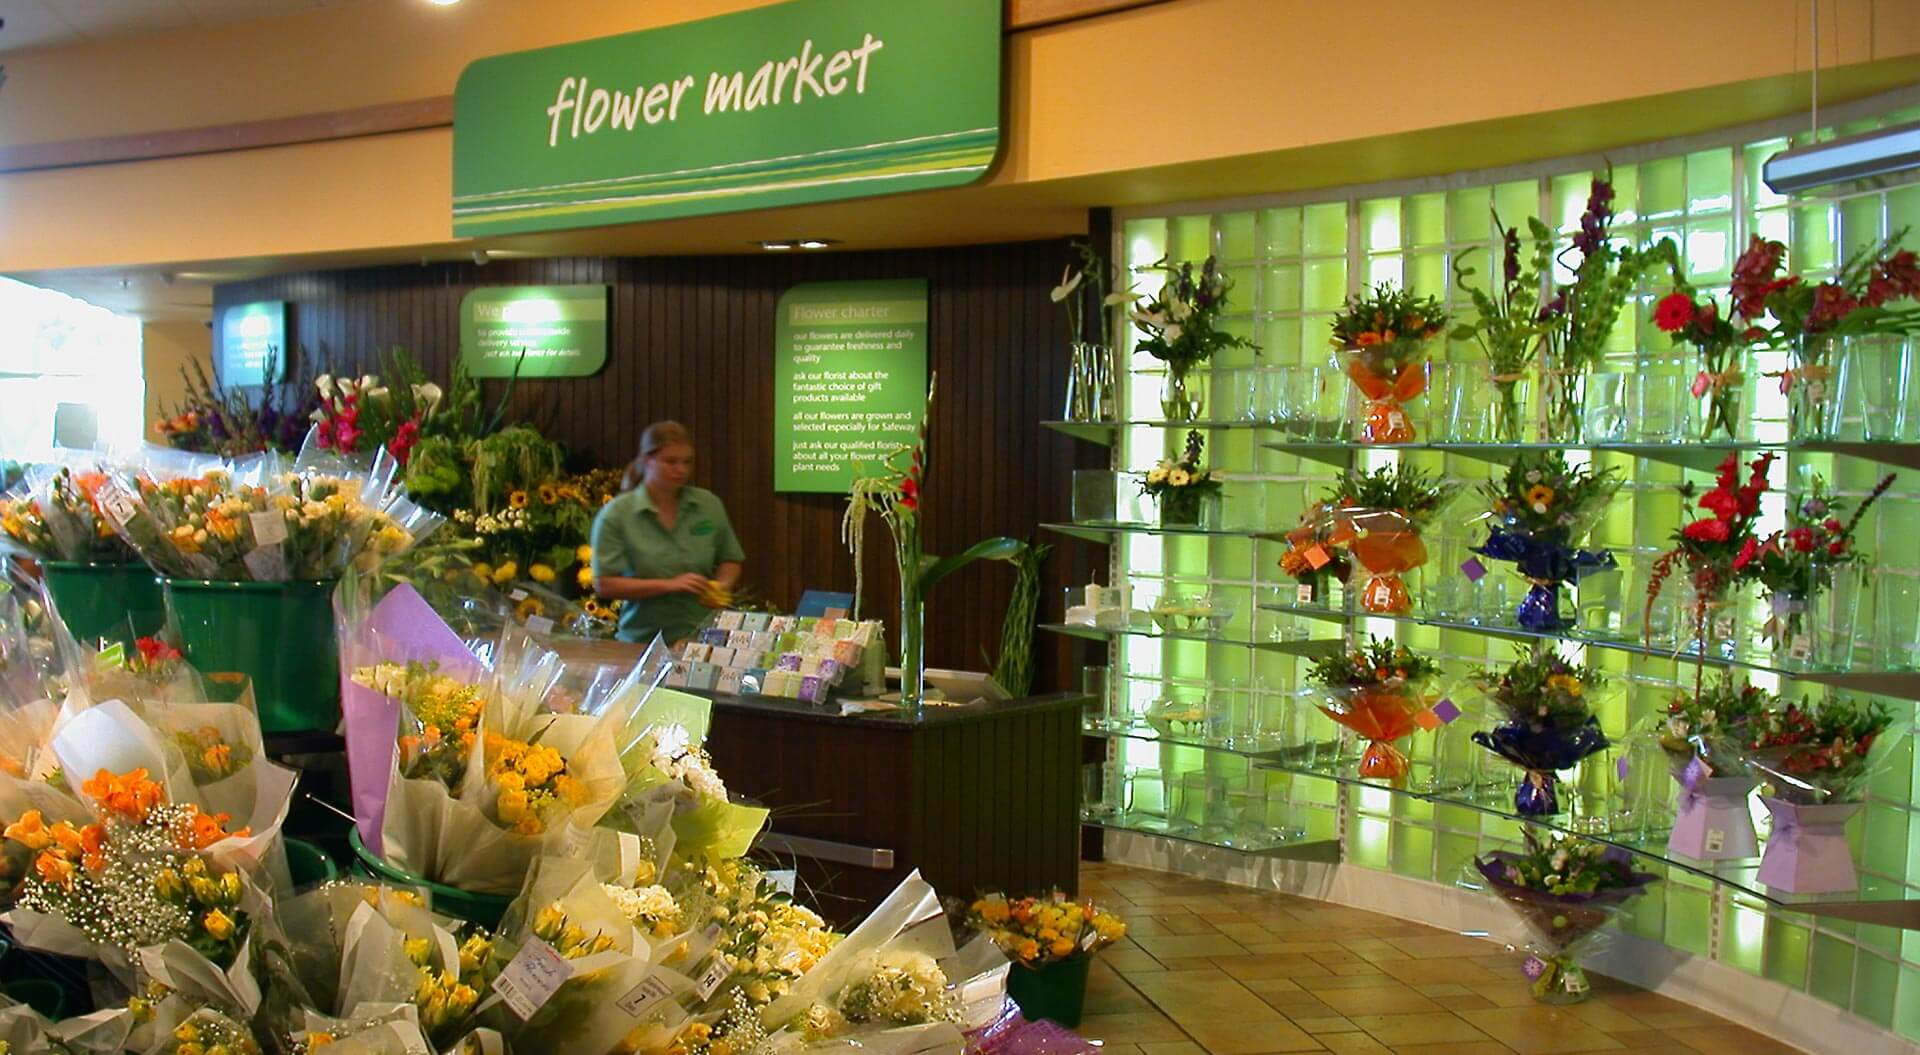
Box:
965;891;1125;967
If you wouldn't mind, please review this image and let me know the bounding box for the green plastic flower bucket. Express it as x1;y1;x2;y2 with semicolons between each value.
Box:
285;837;339;887
40;560;165;650
162;578;339;734
1006;954;1093;1028
348;828;512;929
1;977;68;1019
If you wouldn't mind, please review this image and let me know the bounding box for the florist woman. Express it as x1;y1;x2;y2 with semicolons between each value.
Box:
590;421;744;645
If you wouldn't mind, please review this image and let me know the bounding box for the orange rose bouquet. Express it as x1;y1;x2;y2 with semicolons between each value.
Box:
1308;637;1444;781
966;891;1126;967
1331;283;1448;443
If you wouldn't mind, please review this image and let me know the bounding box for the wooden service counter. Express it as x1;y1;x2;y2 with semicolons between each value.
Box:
546;634;1086;925
702;691;1087;926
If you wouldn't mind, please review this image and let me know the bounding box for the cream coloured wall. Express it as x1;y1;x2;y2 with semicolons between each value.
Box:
140;319;210;436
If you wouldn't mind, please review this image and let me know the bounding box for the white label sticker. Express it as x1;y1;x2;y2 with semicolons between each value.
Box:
242;545;290;582
694;955;731;1000
98;483;141;526
509;588;529;601
768;869;796;896
248;510;288;546
524;615;555;635
1563;966;1589;994
615;973;676;1018
491;939;572;1020
1387;410;1408;431
1296;584;1314;605
1789;635;1812;661
1704;829;1725;854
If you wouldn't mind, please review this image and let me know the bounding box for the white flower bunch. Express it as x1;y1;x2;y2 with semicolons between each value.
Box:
650;730;729;805
603;882;681;934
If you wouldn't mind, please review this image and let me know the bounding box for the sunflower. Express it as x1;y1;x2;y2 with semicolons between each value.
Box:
514;597;545;622
508;491;529;509
538;484;559;504
1524;485;1555;510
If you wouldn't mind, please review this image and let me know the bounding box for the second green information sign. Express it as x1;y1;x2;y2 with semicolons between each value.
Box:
774;279;928;493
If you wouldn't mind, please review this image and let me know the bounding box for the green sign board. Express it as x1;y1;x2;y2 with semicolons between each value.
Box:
459;285;610;378
774;279;929;493
218;302;286;387
451;0;1001;236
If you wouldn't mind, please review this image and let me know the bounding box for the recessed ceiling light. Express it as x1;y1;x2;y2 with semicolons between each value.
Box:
757;238;839;251
797;239;839;250
425;0;462;6
759;240;796;250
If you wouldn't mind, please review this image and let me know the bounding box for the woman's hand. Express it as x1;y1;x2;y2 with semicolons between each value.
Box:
669;572;710;595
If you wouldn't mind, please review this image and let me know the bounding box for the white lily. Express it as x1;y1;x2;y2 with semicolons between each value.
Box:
1163;324;1184;343
1104;290;1140;306
365;386;390;401
315;374;334;400
358;374;379;392
1169;299;1193;322
413;382;444;413
1049;266;1085;303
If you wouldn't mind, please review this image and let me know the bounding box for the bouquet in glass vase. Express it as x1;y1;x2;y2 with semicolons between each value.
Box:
1052;241;1129;423
1744;472;1893;665
1450;217;1551;442
1742;698;1897;893
1535;174;1679;442
1472;829;1657;1004
1139;431;1224;528
1657;673;1775;861
1470;646;1609;816
1652;286;1765;441
1306;637;1443;782
1643;452;1774;657
1124;255;1258;422
1732;232;1920;440
1472;451;1621;631
1320;464;1459;615
1330;283;1447;443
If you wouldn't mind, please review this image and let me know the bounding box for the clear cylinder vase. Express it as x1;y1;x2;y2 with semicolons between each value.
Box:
1679;574;1739;660
1064;342;1116;423
1788;333;1843;441
1693;348;1747;441
1540;357;1586;443
1489;374;1532;444
1161;363;1205;422
897;581;926;712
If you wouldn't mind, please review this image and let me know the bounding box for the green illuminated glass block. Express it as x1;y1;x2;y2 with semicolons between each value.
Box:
1720;901;1765;975
1263;208;1303;258
1684;218;1734;283
1889;185;1920;240
1662;885;1712;956
1262;317;1302;365
1752;208;1790;246
1492;181;1537;235
1408;193;1446;247
1854;951;1899;1029
1391;824;1434;879
1898;965;1920;1043
1365;254;1403;289
1840;195;1886;260
1745;139;1791;211
1349;815;1392;869
1551;173;1590;232
1793;204;1838;273
1642;157;1686;220
1449;187;1494;243
1171;215;1212;262
1264;264;1302;313
1125;219;1168;271
1609;166;1641;225
1809;932;1857;1008
1763;915;1810;988
1685;148;1734;214
1304;259;1347;311
1303;202;1347;257
1218;212;1257;261
1407;252;1447;303
1300;315;1333;360
1361;198;1401;252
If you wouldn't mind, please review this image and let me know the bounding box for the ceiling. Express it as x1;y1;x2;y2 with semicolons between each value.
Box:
0;0;363;55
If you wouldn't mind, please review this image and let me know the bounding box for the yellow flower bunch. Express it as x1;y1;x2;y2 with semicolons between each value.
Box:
0;497;54;556
408;930;496;1043
485;734;590;835
154;856;249;968
353;662;486;786
174;726;252;784
166;1012;262;1055
966;891;1125;966
531;902;617;958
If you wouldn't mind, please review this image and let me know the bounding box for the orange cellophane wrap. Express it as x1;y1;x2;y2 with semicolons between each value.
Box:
1319;684;1429;780
1344;358;1428;444
1348;528;1428;614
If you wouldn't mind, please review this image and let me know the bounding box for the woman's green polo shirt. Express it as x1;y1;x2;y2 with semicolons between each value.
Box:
589;485;745;643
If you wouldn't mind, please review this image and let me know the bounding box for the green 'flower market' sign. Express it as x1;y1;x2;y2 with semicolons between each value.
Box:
451;0;1002;237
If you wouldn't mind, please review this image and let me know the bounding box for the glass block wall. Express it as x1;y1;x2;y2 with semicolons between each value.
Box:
1101;92;1920;1039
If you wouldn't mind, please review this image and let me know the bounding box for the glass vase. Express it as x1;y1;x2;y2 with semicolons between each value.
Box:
896;557;926;712
1161;362;1205;422
1787;333;1843;441
1063;342;1116;423
1158;489;1210;528
1540;354;1585;443
1678;572;1739;660
1692;348;1746;441
1489;372;1532;444
1839;333;1913;441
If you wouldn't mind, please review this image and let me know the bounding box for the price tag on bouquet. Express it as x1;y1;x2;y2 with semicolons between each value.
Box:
693;953;732;1000
768;869;797;896
1296;584;1315;605
248;510;288;546
1522;955;1548;980
242;544;291;582
1560;964;1589;995
493;939;573;1019
615;973;677;1018
96;479;143;528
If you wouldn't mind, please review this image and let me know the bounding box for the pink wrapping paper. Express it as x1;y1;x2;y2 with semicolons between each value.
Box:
338;584;485;853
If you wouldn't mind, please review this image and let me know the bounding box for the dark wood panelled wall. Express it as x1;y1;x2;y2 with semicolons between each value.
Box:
213;238;1107;689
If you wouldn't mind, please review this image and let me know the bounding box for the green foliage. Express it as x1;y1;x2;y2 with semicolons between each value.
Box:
989;540;1051;697
1330;282;1447;350
1450;216;1552;377
1307;636;1442;687
1324;463;1458;525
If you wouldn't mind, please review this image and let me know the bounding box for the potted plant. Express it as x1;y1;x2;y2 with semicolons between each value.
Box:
966;891;1126;1028
1451;218;1551;442
1657;673;1775;861
1743;697;1895;893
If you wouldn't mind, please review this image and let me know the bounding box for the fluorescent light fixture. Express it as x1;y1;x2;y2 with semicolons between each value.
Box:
1763;118;1920;195
797;239;839;249
757;238;839;251
759;240;796;250
424;0;462;6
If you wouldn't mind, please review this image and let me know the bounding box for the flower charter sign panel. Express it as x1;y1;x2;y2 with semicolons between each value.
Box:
450;0;1002;236
774;279;928;494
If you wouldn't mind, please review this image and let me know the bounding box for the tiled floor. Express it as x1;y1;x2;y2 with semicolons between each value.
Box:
1075;862;1804;1055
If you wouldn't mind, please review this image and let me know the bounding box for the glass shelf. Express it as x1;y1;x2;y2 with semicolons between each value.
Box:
1081;721;1295;761
1040;520;1286;543
1246;745;1920;928
1040;420;1920;472
1080;814;1339;860
1253;599;1920;698
1040;621;1340;657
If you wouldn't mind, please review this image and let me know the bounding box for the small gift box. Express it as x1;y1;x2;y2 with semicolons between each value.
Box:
850;622;878;646
775;654;803;672
1756;798;1863;894
799;675;826;703
819;658;843;684
751;631;779;652
764;670;796;697
664;662;691;689
700;628;730;646
767;616;794;634
680;642;712;662
708;646;736;668
795;616;820;633
799;657;824;677
742;668;770;695
814;617;839;637
833;640;863;666
727;630;754;650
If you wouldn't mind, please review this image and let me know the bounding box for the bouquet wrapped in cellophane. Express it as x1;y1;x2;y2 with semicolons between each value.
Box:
1307;637;1443;782
1472;829;1657;1004
1470;646;1609;816
0;461;144;564
1471;452;1620;631
1316;464;1459;615
94;446;441;582
1652;673;1775;862
1331;283;1447;444
1739;697;1902;893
